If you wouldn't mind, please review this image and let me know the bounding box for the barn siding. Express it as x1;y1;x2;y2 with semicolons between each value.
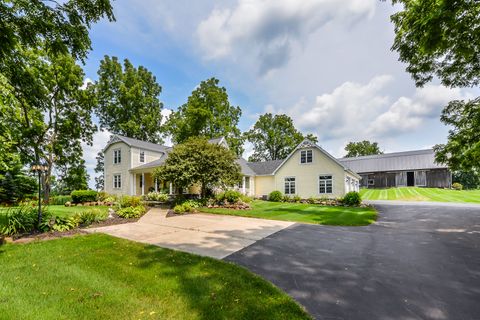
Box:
360;169;451;188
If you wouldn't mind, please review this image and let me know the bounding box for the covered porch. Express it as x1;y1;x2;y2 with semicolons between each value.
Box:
129;169;173;196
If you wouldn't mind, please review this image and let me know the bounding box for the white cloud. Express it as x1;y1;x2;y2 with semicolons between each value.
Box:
80;78;93;90
266;75;470;150
197;0;376;74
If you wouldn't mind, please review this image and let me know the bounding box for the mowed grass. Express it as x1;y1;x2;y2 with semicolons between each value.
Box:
360;187;480;203
0;234;310;320
200;200;377;226
0;205;109;218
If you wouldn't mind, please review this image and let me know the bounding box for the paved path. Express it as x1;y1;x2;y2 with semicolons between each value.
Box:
226;203;480;320
86;208;293;259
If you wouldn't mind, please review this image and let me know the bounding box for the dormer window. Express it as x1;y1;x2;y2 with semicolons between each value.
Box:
113;149;121;164
139;151;145;163
300;150;313;164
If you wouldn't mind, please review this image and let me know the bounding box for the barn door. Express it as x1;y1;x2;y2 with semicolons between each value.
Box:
396;172;407;187
415;171;426;186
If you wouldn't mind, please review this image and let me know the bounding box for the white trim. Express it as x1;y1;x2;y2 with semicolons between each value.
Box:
141;173;145;196
113;173;122;189
299;149;313;164
318;174;333;194
113;148;121;164
139;150;145;163
284;176;296;195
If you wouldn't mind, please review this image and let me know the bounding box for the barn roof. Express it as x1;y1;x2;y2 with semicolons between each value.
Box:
337;149;447;173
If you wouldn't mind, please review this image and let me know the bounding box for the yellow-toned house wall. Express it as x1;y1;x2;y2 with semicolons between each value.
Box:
253;176;275;197
131;147;163;169
104;142;131;196
273;148;346;198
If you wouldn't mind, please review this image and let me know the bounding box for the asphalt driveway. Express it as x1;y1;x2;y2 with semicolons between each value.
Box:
225;204;480;319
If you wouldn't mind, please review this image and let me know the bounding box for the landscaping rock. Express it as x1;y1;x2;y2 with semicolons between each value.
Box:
64;201;72;207
108;208;115;219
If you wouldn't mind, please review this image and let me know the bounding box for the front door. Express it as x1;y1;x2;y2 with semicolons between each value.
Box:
407;171;415;186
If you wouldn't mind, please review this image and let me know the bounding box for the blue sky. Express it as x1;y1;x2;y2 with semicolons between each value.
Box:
81;0;479;188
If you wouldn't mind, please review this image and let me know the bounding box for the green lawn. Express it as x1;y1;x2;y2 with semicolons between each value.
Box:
0;205;109;218
200;200;377;226
0;234;310;320
360;187;480;203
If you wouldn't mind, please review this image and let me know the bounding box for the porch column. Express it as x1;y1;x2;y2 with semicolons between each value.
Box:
242;176;246;194
141;172;145;196
169;182;173;195
133;174;137;195
130;174;134;195
154;178;158;192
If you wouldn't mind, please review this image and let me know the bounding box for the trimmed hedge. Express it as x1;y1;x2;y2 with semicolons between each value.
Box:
49;195;72;205
71;190;98;204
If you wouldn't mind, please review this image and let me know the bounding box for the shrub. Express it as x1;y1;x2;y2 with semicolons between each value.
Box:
39;213;77;232
97;191;109;201
452;182;463;190
292;195;301;203
104;196;117;203
49;196;72;205
342;191;362;206
215;190;242;204
71;190;98;204
0;206;38;236
118;195;142;208
239;194;253;203
73;209;108;226
116;205;146;219
173;204;185;214
282;195;292;202
268;190;283;202
144;192;169;202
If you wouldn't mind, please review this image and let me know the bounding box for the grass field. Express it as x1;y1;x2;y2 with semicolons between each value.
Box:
200;200;377;226
360;187;480;203
0;205;109;218
0;234;310;320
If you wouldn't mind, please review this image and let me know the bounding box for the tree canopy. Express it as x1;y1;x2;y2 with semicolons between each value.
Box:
390;0;480;173
391;0;480;88
94;56;165;144
153;137;241;197
246;113;317;162
434;98;480;172
167;78;244;156
344;141;383;158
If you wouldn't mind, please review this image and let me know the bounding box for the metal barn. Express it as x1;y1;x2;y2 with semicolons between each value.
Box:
338;149;451;188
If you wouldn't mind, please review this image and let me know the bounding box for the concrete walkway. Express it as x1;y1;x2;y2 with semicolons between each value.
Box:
86;208;293;259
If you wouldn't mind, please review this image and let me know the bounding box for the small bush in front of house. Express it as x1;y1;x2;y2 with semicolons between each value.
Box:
292;195;301;203
0;205;38;236
452;182;463;190
71;190;98;204
268;190;283;202
49;195;72;205
73;208;108;226
97;191;109;201
239;194;253;203
215;190;242;204
116;205;146;219
144;192;169;202
118;195;142;208
282;195;292;202
173;204;186;214
342;191;362;206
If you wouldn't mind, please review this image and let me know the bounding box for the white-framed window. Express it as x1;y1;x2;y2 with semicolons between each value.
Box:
300;149;313;164
113;174;122;189
284;177;296;195
139;150;145;163
113;149;121;164
319;175;333;194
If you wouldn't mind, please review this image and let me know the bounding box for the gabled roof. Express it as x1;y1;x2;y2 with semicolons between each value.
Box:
247;160;284;175
338;149;447;173
103;134;171;153
237;158;257;176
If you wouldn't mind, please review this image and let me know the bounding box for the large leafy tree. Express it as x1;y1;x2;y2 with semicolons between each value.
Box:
94;56;165;143
4;48;96;201
246;113;317;162
153;137;242;197
53;160;90;195
390;0;480;172
0;163;37;205
167;78;244;155
344;141;383;158
94;151;105;191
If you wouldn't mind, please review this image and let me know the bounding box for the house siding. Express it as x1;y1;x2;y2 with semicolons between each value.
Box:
131;147;163;169
254;176;275;198
104;142;131;195
273;148;347;198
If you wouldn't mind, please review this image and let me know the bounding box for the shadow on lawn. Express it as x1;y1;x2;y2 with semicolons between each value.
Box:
134;241;309;320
